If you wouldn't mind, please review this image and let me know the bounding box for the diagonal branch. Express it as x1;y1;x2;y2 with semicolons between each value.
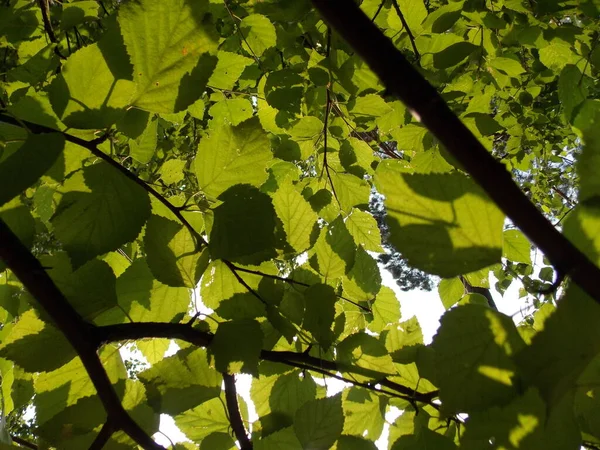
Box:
310;0;600;304
0;219;163;450
223;373;253;450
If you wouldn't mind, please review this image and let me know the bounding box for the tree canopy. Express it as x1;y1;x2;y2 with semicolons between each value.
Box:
1;0;600;449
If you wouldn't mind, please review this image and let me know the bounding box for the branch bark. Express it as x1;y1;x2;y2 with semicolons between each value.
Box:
223;373;253;450
97;322;438;405
0;220;163;450
310;0;600;304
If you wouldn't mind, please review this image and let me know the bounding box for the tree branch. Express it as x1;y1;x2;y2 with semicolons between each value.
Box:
89;421;115;450
10;436;37;450
223;373;253;450
97;322;438;405
310;0;600;304
0;220;163;450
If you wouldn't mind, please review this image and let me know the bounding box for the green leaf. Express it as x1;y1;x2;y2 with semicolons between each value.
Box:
139;347;221;415
208;97;254;126
314;217;355;279
195;118;272;198
539;41;577;71
432;304;525;414
255;426;302;450
175;395;231;442
345;208;383;252
369;286;401;333
558;65;587;123
348;246;381;296
48;43;134;128
338;333;395;377
209;185;276;264
60;1;99;30
341;389;386;441
137;339;171;365
269;370;317;418
391;427;457;450
421;1;463;33
337;435;378;450
118;0;218;113
240;14;277;57
0;201;35;273
303;284;336;350
438;277;464;309
210;319;263;375
350;94;392;118
51;162;151;266
116;258;190;323
0;310;75;373
375;161;504;277
41;253;117;320
144;214;207;287
330;172;371;212
488;57;525;77
207;51;254;91
433;41;478;69
573;101;600;203
516;284;600;407
503;229;531;264
564;204;600;267
129;116;157;164
294;394;344;450
289;116;324;160
0;133;64;207
160;159;187;185
271;181;318;253
387;0;427;34
35;346;126;420
200;260;246;310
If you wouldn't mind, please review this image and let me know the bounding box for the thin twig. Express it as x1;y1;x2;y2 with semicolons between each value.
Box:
372;0;386;22
230;264;372;312
391;0;420;65
223;0;261;66
322;28;340;207
0;113;204;251
37;0;65;60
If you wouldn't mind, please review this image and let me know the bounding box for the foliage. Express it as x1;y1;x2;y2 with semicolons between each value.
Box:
0;0;599;449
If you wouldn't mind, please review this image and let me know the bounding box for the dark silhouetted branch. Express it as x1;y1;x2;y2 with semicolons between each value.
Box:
223;373;253;450
97;322;438;405
310;0;600;304
0;220;163;450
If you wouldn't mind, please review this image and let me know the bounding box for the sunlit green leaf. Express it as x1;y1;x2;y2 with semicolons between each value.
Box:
375;161;504;277
118;0;218;112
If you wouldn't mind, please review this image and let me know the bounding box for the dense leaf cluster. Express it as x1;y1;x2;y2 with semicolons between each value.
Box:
1;0;600;449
